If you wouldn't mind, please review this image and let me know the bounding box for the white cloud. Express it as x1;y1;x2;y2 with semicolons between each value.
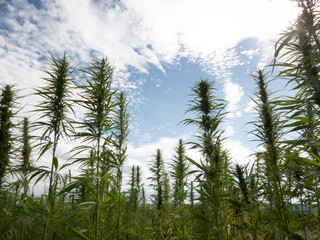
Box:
224;79;244;118
58;0;158;72
0;0;297;116
224;125;235;138
199;48;243;81
154;122;170;130
123;0;296;60
122;0;297;78
244;99;256;113
1;0;297;83
241;49;260;60
0;0;146;111
225;139;253;166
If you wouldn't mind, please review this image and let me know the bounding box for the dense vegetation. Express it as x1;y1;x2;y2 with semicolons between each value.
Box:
1;0;320;239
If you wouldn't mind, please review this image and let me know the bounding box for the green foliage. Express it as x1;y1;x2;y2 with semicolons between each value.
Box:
0;84;15;190
34;53;75;240
171;139;189;207
170;139;191;238
19;117;33;200
73;57;115;240
250;70;292;237
149;149;166;212
21;118;32;170
111;91;130;240
183;79;233;239
2;2;320;238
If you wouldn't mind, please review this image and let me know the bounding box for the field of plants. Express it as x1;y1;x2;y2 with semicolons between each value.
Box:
1;0;320;239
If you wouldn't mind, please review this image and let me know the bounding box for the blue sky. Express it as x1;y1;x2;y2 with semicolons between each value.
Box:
0;0;298;194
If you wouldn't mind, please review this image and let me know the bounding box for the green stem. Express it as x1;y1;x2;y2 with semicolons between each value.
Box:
116;168;122;240
44;133;58;240
94;136;101;240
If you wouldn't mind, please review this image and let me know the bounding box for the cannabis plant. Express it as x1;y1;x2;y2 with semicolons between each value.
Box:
274;0;320;159
250;70;292;237
0;84;15;190
34;53;74;239
170;139;190;237
111;91;130;240
74;57;115;240
20;117;33;199
149;149;169;238
182;79;231;239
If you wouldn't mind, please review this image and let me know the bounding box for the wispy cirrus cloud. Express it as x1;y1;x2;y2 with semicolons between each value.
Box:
0;0;147;108
0;0;297;116
1;0;297;85
123;0;297;62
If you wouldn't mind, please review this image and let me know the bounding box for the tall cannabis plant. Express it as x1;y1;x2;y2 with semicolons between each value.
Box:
20;117;33;198
127;165;141;216
34;53;74;240
272;0;320;234
111;91;129;190
170;139;189;237
0;84;15;190
171;139;189;207
75;57;114;240
182;79;230;239
111;91;129;240
251;70;290;237
148;149;166;238
149;149;165;212
274;0;320;153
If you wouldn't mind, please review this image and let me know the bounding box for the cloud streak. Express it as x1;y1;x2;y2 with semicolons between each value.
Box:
1;0;297;81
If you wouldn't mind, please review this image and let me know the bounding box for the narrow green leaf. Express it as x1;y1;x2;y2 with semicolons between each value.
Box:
296;157;320;168
34;172;48;185
185;155;203;171
70;227;89;240
53;157;58;170
59;163;71;171
18;199;29;214
38;142;51;159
